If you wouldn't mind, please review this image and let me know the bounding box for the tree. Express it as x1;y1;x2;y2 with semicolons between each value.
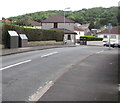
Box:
14;19;32;26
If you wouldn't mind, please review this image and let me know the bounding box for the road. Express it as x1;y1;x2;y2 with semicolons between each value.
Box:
1;46;119;101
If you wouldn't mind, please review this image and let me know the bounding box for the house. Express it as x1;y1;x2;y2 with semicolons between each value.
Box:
41;14;77;45
24;18;41;29
74;23;91;43
98;27;120;42
51;28;77;45
0;17;11;23
27;18;41;29
79;23;91;36
74;23;92;44
74;26;84;43
75;23;82;27
91;29;102;36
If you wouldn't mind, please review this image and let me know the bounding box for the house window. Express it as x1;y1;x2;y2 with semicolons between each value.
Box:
104;35;107;38
54;23;58;28
68;35;71;40
110;35;116;39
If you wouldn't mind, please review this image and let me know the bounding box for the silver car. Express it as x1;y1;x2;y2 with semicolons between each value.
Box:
113;40;120;48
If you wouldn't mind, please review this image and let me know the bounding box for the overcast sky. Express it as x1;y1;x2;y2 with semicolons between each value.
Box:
0;0;119;19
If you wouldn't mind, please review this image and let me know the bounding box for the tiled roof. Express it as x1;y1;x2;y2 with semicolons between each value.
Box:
80;23;90;28
1;17;11;23
42;14;76;23
99;27;120;35
27;18;41;26
4;19;11;23
74;27;84;31
51;28;77;34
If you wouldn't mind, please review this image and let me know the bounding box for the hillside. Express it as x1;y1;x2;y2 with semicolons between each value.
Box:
8;6;119;28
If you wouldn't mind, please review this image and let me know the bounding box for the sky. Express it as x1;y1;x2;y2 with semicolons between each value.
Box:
0;0;119;19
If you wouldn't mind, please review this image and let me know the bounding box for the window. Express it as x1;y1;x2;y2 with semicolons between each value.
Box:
104;35;107;38
68;35;71;40
54;23;58;28
110;35;116;39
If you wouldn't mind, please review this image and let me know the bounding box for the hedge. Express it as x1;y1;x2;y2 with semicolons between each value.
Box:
1;23;64;47
80;36;103;41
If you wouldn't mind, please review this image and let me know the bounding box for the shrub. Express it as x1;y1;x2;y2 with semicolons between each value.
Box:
80;36;103;41
2;23;64;48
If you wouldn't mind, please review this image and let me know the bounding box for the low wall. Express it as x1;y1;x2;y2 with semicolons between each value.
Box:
87;41;103;46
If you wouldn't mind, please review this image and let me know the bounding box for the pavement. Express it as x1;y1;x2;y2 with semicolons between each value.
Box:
38;48;119;102
0;45;76;56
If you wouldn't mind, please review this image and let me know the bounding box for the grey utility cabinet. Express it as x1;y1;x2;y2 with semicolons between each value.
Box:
8;31;19;48
19;34;28;47
80;37;87;45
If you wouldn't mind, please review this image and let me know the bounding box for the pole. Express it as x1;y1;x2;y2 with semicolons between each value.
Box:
64;10;65;30
107;23;112;50
63;9;65;44
63;7;70;44
108;29;111;50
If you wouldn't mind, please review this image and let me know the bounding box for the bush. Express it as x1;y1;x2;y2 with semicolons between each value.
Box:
2;23;64;48
80;36;103;41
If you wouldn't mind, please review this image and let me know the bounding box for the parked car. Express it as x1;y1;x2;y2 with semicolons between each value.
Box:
103;41;115;47
112;40;120;48
103;41;107;46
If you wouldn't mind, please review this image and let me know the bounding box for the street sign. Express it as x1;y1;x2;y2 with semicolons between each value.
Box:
107;23;112;30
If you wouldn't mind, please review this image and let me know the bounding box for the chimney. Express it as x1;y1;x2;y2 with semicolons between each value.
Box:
2;17;6;20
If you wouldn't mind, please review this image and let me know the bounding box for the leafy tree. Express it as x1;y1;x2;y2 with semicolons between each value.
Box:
14;19;32;26
8;6;119;27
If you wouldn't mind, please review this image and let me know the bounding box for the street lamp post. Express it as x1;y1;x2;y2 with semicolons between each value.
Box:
107;23;112;50
64;7;70;29
64;7;70;44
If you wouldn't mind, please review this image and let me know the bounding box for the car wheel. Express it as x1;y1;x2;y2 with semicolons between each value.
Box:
112;45;114;48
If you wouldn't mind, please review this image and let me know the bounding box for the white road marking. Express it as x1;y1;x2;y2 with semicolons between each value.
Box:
41;52;58;58
28;81;54;101
96;50;104;54
0;60;31;71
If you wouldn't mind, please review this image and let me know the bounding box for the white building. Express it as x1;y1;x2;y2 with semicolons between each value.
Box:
74;26;84;43
98;27;120;42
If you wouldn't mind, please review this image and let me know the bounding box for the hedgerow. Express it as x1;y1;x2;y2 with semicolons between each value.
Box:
1;23;64;48
80;36;103;41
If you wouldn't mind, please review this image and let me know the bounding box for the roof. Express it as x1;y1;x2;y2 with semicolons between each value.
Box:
1;17;11;23
51;28;77;34
27;18;41;26
74;27;84;31
99;27;120;35
80;23;90;28
42;14;76;23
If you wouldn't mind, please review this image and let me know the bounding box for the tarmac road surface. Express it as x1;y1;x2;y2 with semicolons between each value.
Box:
1;46;119;102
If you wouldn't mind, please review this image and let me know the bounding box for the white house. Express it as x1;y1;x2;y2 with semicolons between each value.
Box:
74;26;84;43
98;27;120;42
80;23;91;36
41;14;77;45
